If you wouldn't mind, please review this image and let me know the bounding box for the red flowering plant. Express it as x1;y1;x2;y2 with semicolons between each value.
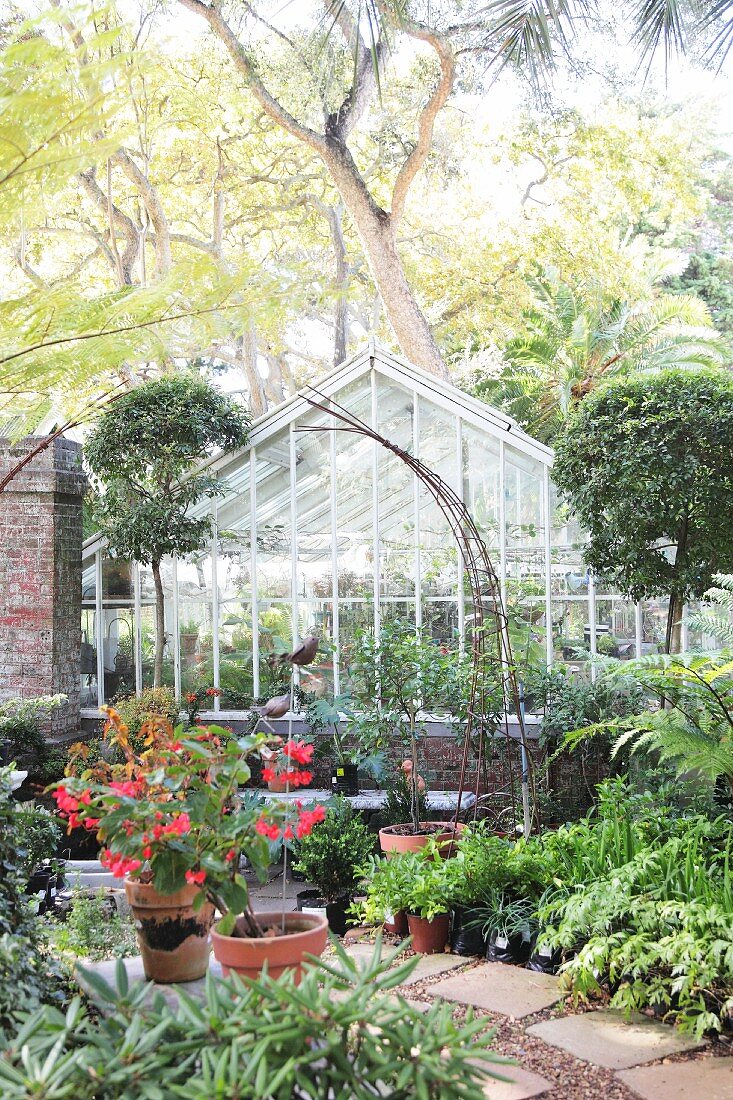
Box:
49;706;324;937
259;736;316;789
182;686;221;727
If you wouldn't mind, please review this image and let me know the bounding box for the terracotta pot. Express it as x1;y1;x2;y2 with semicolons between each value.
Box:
211;911;329;984
125;879;214;983
383;908;409;936
378;821;464;859
406;911;450;954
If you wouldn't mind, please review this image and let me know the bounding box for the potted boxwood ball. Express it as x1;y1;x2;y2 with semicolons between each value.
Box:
293;797;376;935
50;706;329;984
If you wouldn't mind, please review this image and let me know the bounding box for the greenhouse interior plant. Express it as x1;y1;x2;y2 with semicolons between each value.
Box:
292;797;376;935
50;706;328;983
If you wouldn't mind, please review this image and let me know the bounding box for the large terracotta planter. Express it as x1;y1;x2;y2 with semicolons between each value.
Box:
125;879;214;983
378;821;463;859
406;911;450;954
211;911;329;984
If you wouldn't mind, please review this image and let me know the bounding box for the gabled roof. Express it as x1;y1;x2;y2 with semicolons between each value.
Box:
83;341;551;556
205;340;553;478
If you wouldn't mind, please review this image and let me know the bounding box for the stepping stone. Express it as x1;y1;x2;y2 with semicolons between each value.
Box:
617;1056;733;1099
396;952;467;986
76;955;223;1014
527;1010;705;1070
431;962;561;1018
473;1061;552;1100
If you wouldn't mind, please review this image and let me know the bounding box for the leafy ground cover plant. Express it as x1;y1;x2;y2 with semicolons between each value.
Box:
0;943;510;1099
536;782;733;1036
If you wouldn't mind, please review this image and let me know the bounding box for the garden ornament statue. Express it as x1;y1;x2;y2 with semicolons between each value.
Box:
283;634;320;666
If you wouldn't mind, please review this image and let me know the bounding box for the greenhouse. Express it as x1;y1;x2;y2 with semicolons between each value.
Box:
79;345;682;714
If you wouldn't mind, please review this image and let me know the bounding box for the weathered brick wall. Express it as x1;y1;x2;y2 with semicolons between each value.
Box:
0;437;87;736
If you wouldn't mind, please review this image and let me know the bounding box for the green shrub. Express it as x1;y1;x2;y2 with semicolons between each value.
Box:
112;688;179;744
0;694;67;763
0;945;509;1098
45;895;137;962
293;798;375;902
0;768;65;1035
13;803;61;876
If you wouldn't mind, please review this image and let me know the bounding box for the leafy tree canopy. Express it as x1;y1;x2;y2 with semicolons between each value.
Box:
553;369;733;646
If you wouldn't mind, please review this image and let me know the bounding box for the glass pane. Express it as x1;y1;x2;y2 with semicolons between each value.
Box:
138;561;176;691
418;399;457;572
333;378;374;602
595;597;638;659
295;408;333;605
552;597;591;664
377;380;415;602
218;533;254;708
257;601;293;699
256;430;292;600
505;445;543;551
423;600;459;643
177;550;215;693
80;557;98;708
296;600;335;694
100;559;135;701
462;423;501;550
641;598;667;655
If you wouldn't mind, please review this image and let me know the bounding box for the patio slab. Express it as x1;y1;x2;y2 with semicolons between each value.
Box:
617;1056;733;1099
527;1010;705;1070
395;952;468;985
473;1061;552;1100
431;962;561;1018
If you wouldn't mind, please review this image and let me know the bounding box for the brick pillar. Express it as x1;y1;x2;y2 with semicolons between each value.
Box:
0;437;87;737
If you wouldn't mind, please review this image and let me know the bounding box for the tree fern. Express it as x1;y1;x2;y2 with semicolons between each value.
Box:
689;574;733;648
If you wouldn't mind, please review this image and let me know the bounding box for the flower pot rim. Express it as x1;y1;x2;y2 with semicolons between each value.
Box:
379;821;460;835
211;910;329;946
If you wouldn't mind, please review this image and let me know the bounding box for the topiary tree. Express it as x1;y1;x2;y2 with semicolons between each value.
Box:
85;377;249;687
553;369;733;652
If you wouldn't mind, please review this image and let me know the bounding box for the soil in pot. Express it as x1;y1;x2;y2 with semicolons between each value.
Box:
211;911;329;983
486;927;532;966
379;821;463;859
450;905;488;957
406;911;450;954
296;889;350;936
125;879;214;983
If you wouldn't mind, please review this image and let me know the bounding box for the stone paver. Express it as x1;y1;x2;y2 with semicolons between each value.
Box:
76;955;223;1013
431;961;561;1019
395;952;468;986
527;1010;705;1070
473;1061;552;1100
617;1056;733;1099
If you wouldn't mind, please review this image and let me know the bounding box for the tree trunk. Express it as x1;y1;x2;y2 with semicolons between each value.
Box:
664;593;684;655
240;328;267;418
151;559;166;689
326;203;349;367
321;142;447;377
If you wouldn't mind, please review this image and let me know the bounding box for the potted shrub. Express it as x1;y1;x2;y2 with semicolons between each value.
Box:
50;706;328;984
353;853;415;936
446;826;514;956
179;620;201;660
301;690;386;796
398;845;457;953
292;798;376;934
345;621;473;855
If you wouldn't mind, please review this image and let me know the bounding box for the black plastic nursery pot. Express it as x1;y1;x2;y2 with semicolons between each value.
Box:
450;905;488;957
331;764;359;796
486;927;532;965
526;937;563;975
296;890;350;936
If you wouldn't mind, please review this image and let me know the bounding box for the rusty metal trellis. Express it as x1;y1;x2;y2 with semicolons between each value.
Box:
297;385;536;833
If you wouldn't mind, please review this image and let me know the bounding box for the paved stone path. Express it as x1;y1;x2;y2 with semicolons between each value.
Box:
527;1009;704;1070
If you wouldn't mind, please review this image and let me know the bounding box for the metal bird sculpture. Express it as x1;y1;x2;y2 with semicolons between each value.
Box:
252;693;291;719
282;634;319;666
